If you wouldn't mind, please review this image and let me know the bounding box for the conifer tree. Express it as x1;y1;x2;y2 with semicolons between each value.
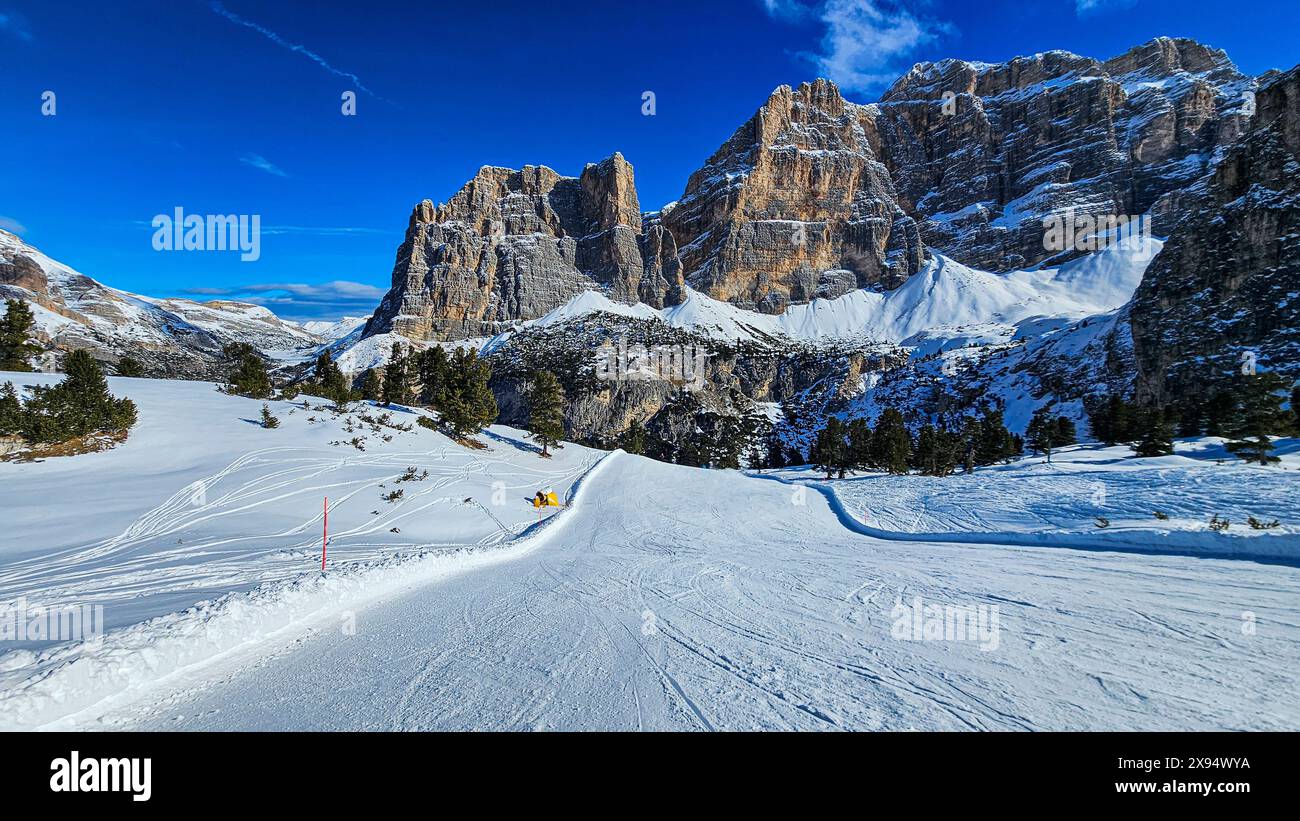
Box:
227;352;272;399
764;432;787;469
115;356;144;378
359;368;382;402
846;418;872;471
1224;372;1290;465
1026;407;1058;463
418;346;449;407
21;350;136;443
960;416;981;473
812;417;850;478
441;348;498;439
1131;407;1175;457
1054;416;1077;449
619;420;647;455
0;382;20;435
260;404;280;429
1203;390;1237;437
0;299;41;372
382;342;411;407
870;407;912;474
526;370;566;457
313;350;350;404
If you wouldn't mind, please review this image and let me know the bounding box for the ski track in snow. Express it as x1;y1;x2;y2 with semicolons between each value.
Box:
92;456;1300;733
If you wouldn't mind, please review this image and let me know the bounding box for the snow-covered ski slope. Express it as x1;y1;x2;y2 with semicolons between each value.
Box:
773;441;1300;561
97;455;1299;731
0;372;602;727
2;374;1298;731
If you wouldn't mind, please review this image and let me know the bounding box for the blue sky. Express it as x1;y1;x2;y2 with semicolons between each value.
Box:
2;0;1296;321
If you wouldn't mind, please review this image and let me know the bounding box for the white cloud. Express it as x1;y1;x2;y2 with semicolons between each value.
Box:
765;0;951;94
239;153;288;177
0;215;27;235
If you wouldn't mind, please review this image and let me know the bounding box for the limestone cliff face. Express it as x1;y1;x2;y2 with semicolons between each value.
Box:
1129;64;1300;405
661;79;926;314
873;37;1255;271
362;154;684;342
362;38;1270;352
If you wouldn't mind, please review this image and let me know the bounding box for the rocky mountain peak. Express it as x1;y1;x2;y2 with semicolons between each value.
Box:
363;151;685;342
661;77;925;314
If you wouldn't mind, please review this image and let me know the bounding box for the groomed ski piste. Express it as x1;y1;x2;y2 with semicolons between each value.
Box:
1;373;1298;731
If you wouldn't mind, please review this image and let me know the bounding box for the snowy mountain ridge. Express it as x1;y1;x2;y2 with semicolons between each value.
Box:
0;229;353;376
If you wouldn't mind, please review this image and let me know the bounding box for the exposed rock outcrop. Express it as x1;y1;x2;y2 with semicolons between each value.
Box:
873;37;1255;271
661;79;926;313
362;154;685;342
1129;64;1300;405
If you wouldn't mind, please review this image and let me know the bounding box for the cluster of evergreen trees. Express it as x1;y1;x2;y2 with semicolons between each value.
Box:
1025;407;1077;463
808;406;1023;479
354;343;497;439
0;350;137;445
1086;372;1297;464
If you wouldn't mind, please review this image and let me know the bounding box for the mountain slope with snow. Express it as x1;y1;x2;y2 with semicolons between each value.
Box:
1;375;1296;730
516;238;1160;347
0;230;346;375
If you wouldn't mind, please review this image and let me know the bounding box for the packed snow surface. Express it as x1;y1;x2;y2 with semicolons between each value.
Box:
1;375;1296;730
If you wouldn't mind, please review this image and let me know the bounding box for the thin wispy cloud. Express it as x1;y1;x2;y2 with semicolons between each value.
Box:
0;9;33;41
208;1;389;102
239;153;288;177
1075;0;1138;16
259;224;391;236
0;216;27;235
763;0;952;95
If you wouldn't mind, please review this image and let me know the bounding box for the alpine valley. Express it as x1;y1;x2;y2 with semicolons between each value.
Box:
5;37;1297;459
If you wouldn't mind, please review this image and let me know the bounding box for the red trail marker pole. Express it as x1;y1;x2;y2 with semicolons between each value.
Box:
322;496;328;571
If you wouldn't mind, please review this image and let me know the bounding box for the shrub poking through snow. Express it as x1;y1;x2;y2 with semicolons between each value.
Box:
1248;516;1280;530
1209;515;1230;532
1153;510;1169;521
382;489;404;503
1094;516;1110;529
